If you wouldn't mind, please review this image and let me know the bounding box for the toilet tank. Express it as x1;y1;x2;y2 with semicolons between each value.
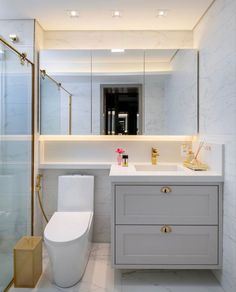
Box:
57;175;94;212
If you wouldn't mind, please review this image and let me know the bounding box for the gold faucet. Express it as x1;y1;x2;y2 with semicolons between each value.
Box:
151;147;159;165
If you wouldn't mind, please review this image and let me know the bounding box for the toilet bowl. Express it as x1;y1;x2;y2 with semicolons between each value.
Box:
44;175;94;288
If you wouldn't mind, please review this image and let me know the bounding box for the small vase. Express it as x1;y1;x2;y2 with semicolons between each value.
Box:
117;154;122;165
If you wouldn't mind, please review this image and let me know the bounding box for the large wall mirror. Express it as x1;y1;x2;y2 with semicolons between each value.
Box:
40;49;198;135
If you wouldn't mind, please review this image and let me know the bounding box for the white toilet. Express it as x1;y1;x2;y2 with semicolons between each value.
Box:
44;175;94;288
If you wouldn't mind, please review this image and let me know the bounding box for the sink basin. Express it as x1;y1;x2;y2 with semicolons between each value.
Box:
135;164;183;172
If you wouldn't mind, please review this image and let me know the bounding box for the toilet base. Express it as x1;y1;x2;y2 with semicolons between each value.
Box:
45;216;93;288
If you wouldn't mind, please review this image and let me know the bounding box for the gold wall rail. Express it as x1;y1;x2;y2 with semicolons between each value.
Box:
69;94;72;135
40;69;72;96
0;37;34;65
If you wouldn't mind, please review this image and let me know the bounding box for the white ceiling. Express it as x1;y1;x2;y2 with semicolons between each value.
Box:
0;0;214;31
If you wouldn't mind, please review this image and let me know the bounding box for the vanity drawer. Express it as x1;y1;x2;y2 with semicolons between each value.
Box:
115;185;218;225
115;225;218;265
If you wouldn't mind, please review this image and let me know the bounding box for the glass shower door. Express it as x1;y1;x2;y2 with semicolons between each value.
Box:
0;39;34;291
40;74;62;134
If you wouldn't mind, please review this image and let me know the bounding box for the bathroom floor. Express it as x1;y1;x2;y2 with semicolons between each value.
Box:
0;252;12;291
9;243;224;292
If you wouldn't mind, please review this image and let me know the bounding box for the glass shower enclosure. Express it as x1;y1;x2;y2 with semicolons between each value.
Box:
0;38;34;291
40;70;73;135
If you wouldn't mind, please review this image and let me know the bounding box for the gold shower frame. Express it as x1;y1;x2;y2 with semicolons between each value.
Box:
0;37;35;292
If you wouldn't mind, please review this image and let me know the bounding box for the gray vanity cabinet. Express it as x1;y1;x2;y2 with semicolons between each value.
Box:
111;183;223;269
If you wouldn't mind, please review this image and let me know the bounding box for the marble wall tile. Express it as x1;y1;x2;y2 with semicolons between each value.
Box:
194;0;236;136
144;75;166;134
0;20;35;62
44;30;193;50
164;50;198;134
40;77;61;134
194;0;236;291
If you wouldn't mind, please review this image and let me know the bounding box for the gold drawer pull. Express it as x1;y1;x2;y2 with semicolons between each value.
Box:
160;225;172;234
161;186;172;193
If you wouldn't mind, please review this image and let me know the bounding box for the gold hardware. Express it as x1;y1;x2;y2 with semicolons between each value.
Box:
0;37;33;66
151;147;159;165
69;95;72;135
184;150;195;164
184;160;208;171
161;186;172;193
160;225;172;233
35;174;48;223
40;68;73;135
41;69;46;80
39;69;72;96
35;174;43;192
183;141;208;171
20;52;27;65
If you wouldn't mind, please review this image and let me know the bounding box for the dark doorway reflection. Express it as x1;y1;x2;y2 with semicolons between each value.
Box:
102;85;142;135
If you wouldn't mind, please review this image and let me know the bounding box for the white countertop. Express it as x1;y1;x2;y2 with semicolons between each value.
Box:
109;163;224;183
39;161;223;183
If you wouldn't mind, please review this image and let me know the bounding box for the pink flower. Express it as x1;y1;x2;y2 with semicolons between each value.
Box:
116;148;125;154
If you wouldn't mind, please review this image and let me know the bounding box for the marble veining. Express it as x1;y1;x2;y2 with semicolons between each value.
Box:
194;0;236;291
9;243;224;292
44;31;193;50
0;20;35;62
164;50;198;135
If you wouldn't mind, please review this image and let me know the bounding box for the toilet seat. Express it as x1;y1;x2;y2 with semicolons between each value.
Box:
44;211;92;243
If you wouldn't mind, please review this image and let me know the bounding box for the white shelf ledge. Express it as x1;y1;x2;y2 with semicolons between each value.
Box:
39;135;194;142
39;162;112;169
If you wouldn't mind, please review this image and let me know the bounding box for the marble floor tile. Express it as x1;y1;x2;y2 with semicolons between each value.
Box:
0;252;12;291
9;243;224;292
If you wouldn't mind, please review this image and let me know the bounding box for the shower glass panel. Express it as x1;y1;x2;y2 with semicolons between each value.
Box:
0;40;33;290
40;50;91;135
40;74;62;134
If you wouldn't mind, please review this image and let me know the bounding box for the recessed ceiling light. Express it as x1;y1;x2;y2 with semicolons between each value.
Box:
111;49;125;53
112;10;122;18
67;10;79;18
157;10;168;17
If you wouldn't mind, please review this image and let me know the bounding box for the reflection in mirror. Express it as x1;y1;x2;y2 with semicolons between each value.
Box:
40;49;198;135
91;49;144;135
40;71;73;134
101;85;142;135
40;50;92;134
40;74;62;134
144;50;198;135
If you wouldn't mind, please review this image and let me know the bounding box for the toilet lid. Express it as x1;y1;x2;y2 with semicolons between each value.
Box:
44;212;92;243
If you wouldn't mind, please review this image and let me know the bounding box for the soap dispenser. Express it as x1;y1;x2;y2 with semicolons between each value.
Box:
122;154;129;167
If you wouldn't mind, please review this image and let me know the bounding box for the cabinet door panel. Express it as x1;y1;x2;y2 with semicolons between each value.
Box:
115;225;218;265
115;185;218;224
